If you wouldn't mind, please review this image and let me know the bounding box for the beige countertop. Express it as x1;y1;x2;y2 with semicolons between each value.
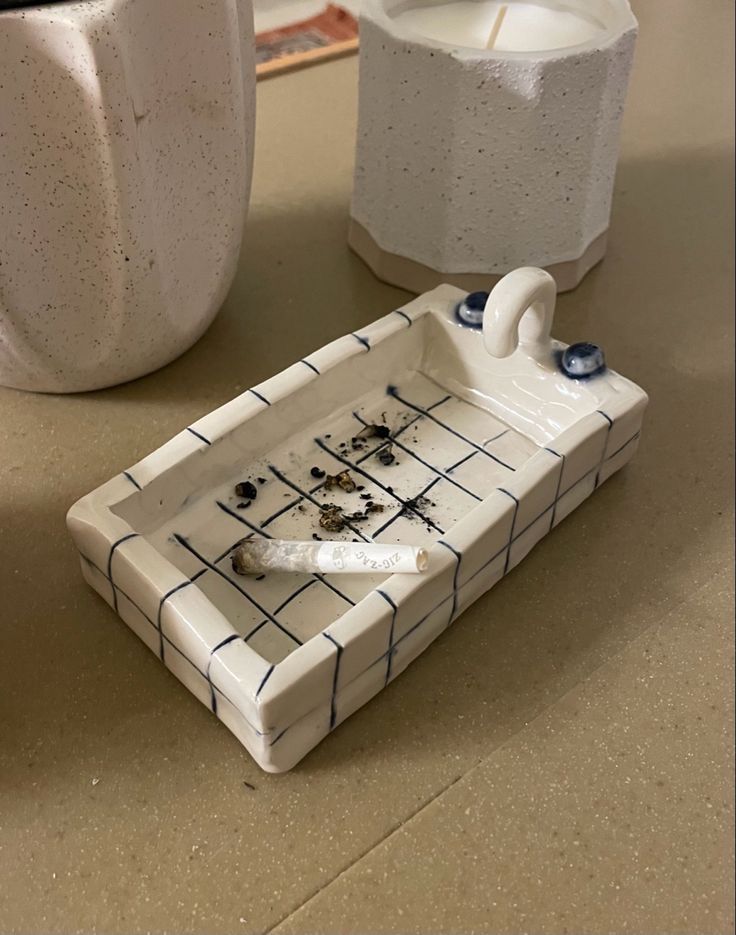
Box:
1;0;733;932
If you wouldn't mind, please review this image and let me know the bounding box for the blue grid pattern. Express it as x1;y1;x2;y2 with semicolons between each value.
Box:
388;386;516;471
314;438;446;535
98;368;640;752
352;411;482;502
269;423;641;751
116;381;540;670
79;551;249;724
148;390;465;661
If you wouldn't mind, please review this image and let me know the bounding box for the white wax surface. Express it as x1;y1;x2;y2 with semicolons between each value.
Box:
394;1;605;51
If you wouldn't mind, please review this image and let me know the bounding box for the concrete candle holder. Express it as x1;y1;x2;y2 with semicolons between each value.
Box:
349;0;637;294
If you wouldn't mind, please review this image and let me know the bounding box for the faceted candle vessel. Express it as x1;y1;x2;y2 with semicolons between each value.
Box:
350;0;638;294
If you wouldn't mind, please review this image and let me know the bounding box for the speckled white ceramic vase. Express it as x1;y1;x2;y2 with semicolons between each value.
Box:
349;0;637;294
0;0;256;393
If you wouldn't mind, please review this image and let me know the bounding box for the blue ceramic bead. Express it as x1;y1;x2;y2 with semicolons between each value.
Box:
455;291;489;328
561;342;606;378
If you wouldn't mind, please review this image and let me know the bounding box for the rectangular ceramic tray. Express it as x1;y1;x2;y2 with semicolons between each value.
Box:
67;273;647;772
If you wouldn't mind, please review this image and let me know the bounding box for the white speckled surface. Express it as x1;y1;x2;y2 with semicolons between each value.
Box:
351;0;636;280
0;0;255;392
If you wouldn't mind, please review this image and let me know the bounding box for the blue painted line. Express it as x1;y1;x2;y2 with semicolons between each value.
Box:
107;532;138;613
351;333;370;351
268;726;290;747
544;448;565;530
323;632;343;728
216;500;272;537
243;619;268;642
215;500;355;606
123;471;141;490
369;475;443;540
446;450;477;474
256;664;275;697
353;394;452;467
352;411;481;502
272;579;316;615
79;552;240;710
157;579;194;660
314;438;446;535
376;589;398;684
267;464;371;543
368;506;404;541
260;495;305;528
594;412;614;488
388;387;516;471
173;534;303;646
497;489;520;575
428;395;453;411
186;426;211;446
445;431;509;475
393;309;412;326
207;633;240;713
249;388;271;406
484;429;510;445
395;592;455;646
300;359;320;374
437;540;461;625
606;430;640;461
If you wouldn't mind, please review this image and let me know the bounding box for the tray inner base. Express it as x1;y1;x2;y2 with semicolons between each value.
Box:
144;372;539;664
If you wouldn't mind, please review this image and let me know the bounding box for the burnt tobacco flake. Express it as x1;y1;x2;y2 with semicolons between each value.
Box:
234;480;258;500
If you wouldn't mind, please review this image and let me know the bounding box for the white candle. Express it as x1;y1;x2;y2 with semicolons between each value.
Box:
393;0;605;52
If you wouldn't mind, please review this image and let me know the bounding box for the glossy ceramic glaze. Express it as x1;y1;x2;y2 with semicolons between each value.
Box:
66;268;648;772
0;0;255;392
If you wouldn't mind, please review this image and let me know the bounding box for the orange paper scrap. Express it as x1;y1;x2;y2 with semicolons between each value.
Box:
255;4;359;78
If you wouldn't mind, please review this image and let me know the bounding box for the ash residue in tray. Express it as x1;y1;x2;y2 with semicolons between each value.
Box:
304;410;436;534
324;469;357;493
376;444;396;466
400;493;436;518
317;497;385;532
319;505;345;532
358;423;391;439
235;480;258;500
351;423;391;450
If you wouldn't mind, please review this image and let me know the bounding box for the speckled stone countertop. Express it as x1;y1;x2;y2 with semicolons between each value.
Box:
0;0;733;932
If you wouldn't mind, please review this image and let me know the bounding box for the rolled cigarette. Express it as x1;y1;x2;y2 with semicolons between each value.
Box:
231;539;428;576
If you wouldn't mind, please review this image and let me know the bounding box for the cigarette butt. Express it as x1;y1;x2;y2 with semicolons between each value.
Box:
231;539;428;575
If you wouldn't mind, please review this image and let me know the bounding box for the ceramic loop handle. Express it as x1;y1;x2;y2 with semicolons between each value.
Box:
483;267;557;358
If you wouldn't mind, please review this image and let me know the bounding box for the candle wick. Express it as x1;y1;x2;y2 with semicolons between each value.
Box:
485;4;508;50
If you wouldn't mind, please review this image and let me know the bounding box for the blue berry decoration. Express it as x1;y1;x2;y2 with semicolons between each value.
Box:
455;291;489;328
560;342;607;379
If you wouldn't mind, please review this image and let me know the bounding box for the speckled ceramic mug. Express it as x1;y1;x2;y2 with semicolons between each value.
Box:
0;0;255;393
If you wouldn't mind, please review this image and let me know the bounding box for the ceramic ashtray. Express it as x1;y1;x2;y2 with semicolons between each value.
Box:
67;267;648;772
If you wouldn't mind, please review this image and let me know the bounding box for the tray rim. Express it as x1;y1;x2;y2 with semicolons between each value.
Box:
67;285;648;768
